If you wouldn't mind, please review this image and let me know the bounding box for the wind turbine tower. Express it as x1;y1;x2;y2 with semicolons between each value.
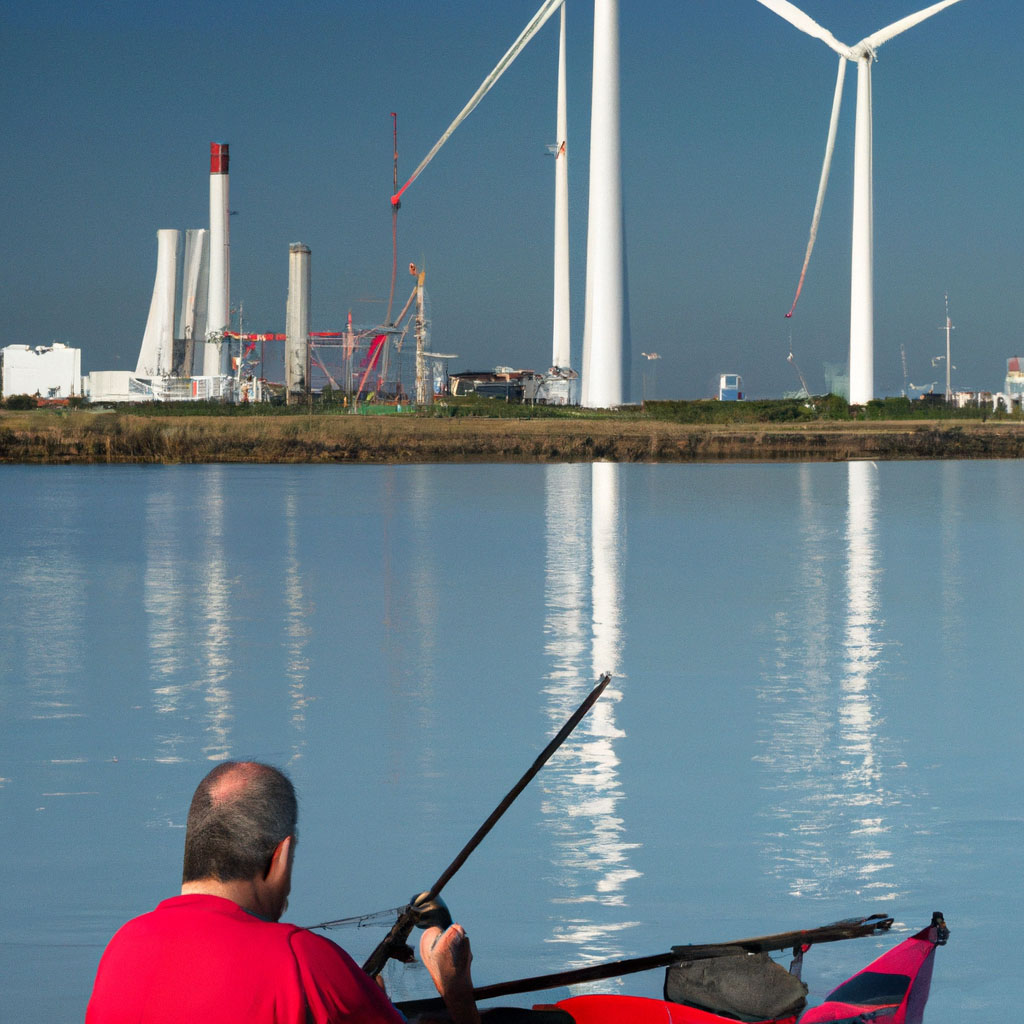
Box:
551;3;571;372
755;0;965;406
581;0;628;408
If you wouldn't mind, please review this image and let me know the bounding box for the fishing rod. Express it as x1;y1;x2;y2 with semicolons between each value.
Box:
394;914;894;1013
306;906;408;932
360;672;612;978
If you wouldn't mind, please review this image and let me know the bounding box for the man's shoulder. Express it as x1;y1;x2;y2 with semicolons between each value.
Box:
287;929;406;1021
287;926;363;970
110;894;298;948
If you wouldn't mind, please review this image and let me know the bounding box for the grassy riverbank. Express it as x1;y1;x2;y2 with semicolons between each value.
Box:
3;405;1024;463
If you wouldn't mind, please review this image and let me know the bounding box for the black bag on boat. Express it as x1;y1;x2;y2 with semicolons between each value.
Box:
663;952;808;1022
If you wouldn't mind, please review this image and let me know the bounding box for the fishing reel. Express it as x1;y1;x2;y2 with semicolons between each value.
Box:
411;892;453;931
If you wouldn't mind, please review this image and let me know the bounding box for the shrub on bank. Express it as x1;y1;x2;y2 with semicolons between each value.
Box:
642;398;824;424
3;394;39;410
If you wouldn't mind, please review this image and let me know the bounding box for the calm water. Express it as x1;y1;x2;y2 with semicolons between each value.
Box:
1;461;1021;1018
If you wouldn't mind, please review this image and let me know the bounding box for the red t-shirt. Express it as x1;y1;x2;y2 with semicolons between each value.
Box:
86;894;406;1023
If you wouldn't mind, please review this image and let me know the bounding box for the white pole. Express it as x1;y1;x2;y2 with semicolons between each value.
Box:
945;295;952;401
206;142;230;377
552;4;571;372
849;58;874;406
581;0;625;408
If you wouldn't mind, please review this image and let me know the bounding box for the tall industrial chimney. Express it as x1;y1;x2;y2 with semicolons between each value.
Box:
204;142;230;377
285;243;311;402
178;228;209;377
136;229;180;376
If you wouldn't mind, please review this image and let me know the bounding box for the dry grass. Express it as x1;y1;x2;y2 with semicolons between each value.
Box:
2;409;1024;464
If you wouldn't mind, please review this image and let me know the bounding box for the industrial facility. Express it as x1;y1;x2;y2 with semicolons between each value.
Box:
0;141;579;409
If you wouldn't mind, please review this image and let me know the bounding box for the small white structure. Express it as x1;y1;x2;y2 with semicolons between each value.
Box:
2;343;82;399
83;371;234;404
719;373;743;401
537;366;579;405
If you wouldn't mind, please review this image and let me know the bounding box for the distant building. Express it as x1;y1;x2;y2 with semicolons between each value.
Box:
1;343;82;399
536;367;579;405
1005;358;1024;399
823;362;849;401
718;373;743;401
82;371;235;404
449;367;543;402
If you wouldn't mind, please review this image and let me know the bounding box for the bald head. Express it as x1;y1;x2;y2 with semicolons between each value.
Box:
182;761;298;884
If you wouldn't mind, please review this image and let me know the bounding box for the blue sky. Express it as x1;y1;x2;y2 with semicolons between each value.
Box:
3;1;1020;399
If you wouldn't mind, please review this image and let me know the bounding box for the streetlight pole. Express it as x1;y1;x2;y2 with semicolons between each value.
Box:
641;352;660;404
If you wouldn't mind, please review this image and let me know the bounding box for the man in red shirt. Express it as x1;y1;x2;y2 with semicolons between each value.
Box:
87;761;479;1023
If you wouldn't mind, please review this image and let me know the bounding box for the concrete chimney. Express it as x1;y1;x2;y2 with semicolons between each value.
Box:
204;142;230;376
136;229;180;376
285;243;311;402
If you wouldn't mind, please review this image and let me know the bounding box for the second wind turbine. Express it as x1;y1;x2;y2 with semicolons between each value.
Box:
754;0;966;406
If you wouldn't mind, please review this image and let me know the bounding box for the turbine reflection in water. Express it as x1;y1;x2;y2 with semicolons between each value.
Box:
407;466;443;793
758;462;902;902
939;462;965;672
541;463;640;982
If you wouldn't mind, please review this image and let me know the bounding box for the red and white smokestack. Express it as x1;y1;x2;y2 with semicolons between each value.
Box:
204;142;230;376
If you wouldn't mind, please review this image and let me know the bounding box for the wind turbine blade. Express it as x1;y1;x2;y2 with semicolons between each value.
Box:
860;0;966;52
753;0;854;58
392;0;564;204
786;56;846;318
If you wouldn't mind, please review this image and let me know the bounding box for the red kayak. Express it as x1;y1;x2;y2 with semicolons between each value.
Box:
798;914;948;1024
538;913;949;1024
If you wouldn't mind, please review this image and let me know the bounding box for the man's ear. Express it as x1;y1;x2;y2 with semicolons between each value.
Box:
265;835;293;883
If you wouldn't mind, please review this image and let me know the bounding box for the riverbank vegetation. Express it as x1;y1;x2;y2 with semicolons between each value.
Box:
2;396;1023;464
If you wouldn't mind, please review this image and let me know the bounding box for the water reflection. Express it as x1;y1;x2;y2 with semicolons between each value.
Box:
11;486;87;724
283;489;310;764
541;463;640;976
20;550;87;721
406;466;443;794
939;462;965;673
145;482;189;763
198;468;233;761
758;462;901;902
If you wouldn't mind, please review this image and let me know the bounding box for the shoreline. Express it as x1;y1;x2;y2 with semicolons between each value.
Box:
3;411;1024;464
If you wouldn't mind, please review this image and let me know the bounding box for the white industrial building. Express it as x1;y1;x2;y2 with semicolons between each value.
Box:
1;343;82;399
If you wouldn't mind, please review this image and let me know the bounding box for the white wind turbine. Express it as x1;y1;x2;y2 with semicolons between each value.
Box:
754;0;966;405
